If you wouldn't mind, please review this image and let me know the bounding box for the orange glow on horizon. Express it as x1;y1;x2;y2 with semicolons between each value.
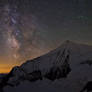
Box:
0;64;18;73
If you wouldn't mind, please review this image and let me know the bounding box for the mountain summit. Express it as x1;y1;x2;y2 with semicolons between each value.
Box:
0;41;92;92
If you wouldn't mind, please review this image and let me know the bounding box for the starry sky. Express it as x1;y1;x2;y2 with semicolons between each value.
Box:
0;0;92;73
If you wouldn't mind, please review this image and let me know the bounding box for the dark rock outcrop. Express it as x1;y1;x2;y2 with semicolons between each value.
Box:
80;81;92;92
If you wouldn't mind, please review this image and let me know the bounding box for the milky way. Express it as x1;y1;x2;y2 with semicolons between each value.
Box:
0;1;51;66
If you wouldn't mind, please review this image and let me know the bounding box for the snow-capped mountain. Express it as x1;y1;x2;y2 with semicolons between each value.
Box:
1;40;92;92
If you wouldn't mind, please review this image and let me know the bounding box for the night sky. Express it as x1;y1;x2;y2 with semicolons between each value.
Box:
0;0;92;73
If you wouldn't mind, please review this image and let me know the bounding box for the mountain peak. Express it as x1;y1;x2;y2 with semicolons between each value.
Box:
63;40;76;45
58;40;77;50
1;40;92;92
65;40;71;43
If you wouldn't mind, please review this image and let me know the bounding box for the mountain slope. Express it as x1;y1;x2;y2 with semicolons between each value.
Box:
0;40;92;92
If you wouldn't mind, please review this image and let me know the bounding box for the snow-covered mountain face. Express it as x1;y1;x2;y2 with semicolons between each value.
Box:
0;41;92;92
